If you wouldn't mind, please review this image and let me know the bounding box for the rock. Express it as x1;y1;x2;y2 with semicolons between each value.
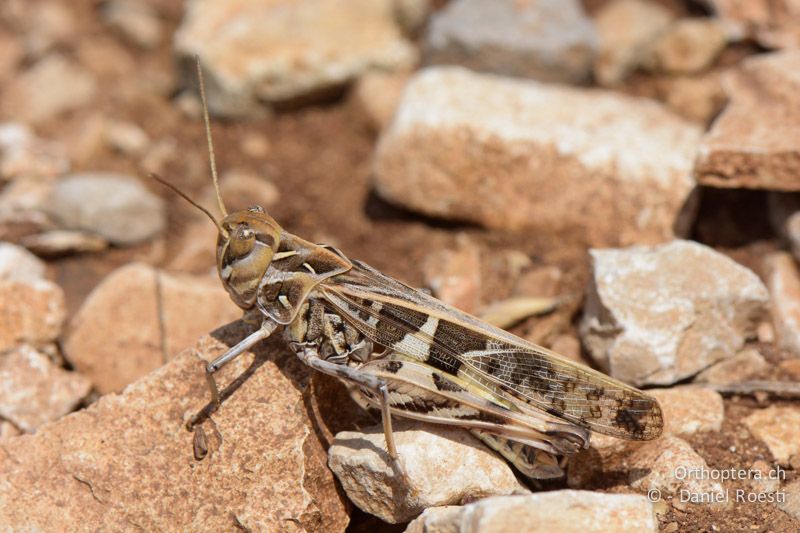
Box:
778;359;800;381
701;0;800;49
743;406;800;465
64;263;241;394
749;459;782;496
104;120;151;157
0;345;91;432
405;506;463;533
570;388;721;488
240;133;272;159
423;234;481;314
174;0;417;117
0;420;21;441
694;348;768;383
405;491;658;533
351;70;410;131
644;19;727;75
0;177;56;236
0;30;24;81
0;324;349;531
393;0;431;35
103;0;164;50
580;240;769;386
594;0;675;85
422;0;597;84
568;434;724;503
480;297;558;329
660;73;727;125
765;253;800;356
549;334;582;362
18;0;77;57
628;436;726;502
167;219;219;274
779;479;800;520
45;173;165;246
374;67;702;244
0;242;46;282
695;51;800;191
768;193;800;262
3;55;97;125
648;387;724;437
0;279;65;353
206;170;280;213
513;265;563;298
20;229;110;257
0;122;69;181
328;420;527;524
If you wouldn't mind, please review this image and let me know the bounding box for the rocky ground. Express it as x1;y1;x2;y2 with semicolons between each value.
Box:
1;0;800;531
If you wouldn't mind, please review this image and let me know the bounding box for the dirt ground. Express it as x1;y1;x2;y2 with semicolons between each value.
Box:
2;0;799;531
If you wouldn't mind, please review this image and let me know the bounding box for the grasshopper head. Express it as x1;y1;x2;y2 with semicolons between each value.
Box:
217;206;282;309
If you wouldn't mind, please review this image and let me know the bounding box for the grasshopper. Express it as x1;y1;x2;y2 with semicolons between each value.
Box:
156;59;663;479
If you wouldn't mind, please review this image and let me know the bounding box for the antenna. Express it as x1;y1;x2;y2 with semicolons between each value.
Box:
149;172;227;237
195;55;227;218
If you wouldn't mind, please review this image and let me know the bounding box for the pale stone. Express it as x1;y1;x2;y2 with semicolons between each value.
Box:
423;234;481;314
0;242;46;282
423;0;597;84
644;18;727;75
594;0;674;85
2;55;96;125
0;345;91;432
0;420;21;441
701;0;800;49
405;491;657;533
749;459;782;496
778;479;800;520
694;348;768;383
695;51;800;191
0;31;23;81
104;120;151;157
628;436;726;502
45;173;165;245
512;265;562;298
174;0;416;117
0;279;65;353
18;1;77;57
743;406;800;465
768;193;800;262
549;334;582;362
328;420;527;523
167;219;219;275
778;359;800;381
205;169;280;214
661;73;727;125
393;0;432;35
648;387;724;437
20;230;109;257
0;122;69;181
0;325;349;531
581;240;769;386
374;67;702;245
103;0;163;50
765;252;800;356
351;70;410;131
63;263;241;393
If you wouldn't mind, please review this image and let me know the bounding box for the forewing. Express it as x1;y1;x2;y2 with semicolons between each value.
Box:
353;358;587;456
321;260;663;441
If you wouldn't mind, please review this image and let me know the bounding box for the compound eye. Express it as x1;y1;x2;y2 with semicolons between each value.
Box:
229;224;255;257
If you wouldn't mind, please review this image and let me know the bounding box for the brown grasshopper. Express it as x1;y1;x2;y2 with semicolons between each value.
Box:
155;59;663;479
